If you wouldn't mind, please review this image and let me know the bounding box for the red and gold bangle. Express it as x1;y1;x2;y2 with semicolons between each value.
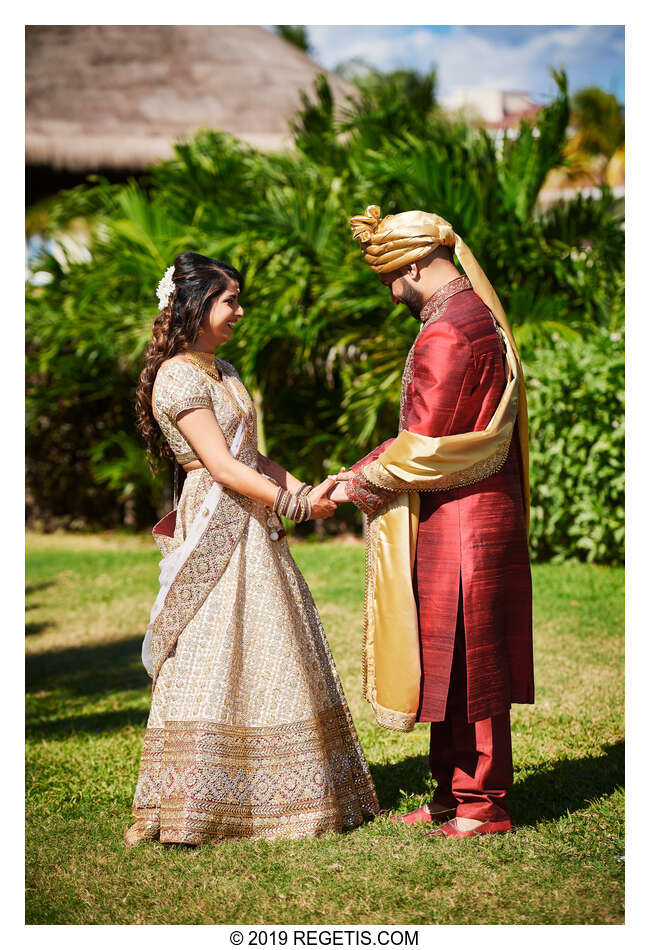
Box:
273;486;312;523
295;495;312;522
274;487;290;518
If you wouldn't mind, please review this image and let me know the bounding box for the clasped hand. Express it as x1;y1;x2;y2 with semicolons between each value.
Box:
306;468;354;517
307;478;340;519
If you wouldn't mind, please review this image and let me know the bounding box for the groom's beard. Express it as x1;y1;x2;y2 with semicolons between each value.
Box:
399;282;424;319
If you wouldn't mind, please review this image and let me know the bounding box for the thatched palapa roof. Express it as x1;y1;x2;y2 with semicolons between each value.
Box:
26;25;353;171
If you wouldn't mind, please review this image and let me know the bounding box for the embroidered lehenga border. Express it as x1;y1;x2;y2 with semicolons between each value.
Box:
134;708;377;843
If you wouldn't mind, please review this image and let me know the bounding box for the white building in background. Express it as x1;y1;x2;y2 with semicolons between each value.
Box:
444;87;538;124
443;86;545;142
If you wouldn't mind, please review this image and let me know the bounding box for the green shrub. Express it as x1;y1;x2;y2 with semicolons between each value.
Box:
524;328;624;564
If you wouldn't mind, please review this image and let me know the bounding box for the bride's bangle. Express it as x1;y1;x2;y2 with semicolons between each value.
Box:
273;486;312;523
296;482;313;498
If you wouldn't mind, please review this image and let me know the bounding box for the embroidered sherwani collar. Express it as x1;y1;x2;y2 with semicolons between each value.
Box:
418;275;472;324
398;275;472;431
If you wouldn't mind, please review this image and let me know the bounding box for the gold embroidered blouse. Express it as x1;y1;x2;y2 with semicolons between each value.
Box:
152;357;255;465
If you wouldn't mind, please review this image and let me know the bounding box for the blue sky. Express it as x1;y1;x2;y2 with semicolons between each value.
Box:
305;25;625;103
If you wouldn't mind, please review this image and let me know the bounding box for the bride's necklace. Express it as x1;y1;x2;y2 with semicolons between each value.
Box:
184;350;223;383
184;350;249;418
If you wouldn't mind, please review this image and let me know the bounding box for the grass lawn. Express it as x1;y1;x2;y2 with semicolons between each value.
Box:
26;532;624;925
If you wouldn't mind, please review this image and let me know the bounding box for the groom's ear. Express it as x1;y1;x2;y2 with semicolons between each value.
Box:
407;262;421;281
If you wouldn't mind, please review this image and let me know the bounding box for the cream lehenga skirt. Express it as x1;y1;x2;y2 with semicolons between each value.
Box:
131;469;378;844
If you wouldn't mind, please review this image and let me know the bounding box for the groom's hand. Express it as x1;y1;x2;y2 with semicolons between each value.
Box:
327;467;354;503
328;481;350;503
307;479;339;520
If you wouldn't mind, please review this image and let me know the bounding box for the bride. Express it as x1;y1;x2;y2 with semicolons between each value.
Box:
125;252;378;846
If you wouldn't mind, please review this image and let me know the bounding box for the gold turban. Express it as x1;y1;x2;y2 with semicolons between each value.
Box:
350;205;456;274
349;203;530;536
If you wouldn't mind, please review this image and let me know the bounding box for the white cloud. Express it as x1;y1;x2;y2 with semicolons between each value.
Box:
307;25;414;72
307;25;624;101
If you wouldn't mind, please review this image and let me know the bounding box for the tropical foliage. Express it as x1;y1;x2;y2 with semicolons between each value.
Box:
570;87;625;159
547;85;626;190
525;328;624;564
26;70;624;561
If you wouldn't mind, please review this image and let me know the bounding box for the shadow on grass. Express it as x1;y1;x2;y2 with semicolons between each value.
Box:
26;621;54;636
26;581;55;596
26;635;149;699
370;755;432;809
28;706;148;740
370;740;624;826
511;740;624;827
26;581;56;629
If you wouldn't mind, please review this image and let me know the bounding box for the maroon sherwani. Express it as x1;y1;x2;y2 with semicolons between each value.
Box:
347;275;533;822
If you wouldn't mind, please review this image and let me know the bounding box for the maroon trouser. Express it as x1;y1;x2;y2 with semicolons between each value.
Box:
428;591;513;822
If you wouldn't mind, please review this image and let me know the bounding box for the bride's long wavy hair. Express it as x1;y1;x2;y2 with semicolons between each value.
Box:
136;252;244;470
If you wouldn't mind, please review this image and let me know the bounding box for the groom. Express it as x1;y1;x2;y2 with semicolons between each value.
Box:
330;206;533;838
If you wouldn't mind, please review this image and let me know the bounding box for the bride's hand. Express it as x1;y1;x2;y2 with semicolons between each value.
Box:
307;478;338;520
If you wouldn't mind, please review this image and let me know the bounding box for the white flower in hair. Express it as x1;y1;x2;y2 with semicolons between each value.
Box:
156;266;176;309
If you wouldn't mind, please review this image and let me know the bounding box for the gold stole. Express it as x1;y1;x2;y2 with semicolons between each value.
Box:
453;234;530;532
360;330;522;732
